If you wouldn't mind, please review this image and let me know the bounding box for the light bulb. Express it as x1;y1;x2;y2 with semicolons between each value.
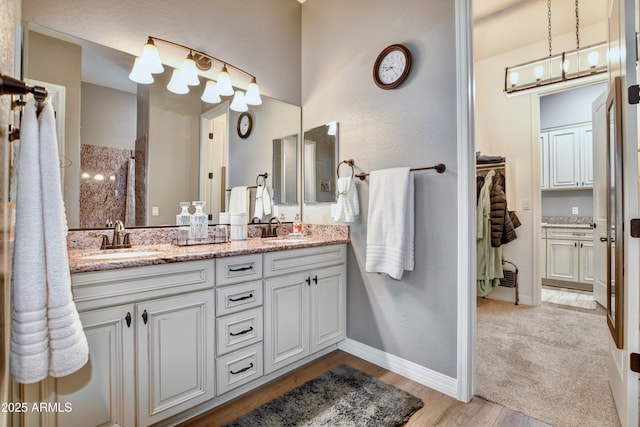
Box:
167;69;189;94
509;71;518;87
138;38;164;74
181;52;200;86
215;65;234;96
245;77;262;106
230;90;248;112
588;52;599;68
129;57;154;84
563;59;570;73
534;65;544;80
201;80;221;103
327;122;337;136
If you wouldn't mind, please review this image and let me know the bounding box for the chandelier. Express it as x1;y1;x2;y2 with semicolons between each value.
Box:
129;36;262;112
504;0;607;95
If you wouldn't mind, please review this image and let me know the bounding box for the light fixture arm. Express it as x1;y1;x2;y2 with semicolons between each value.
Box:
147;35;257;81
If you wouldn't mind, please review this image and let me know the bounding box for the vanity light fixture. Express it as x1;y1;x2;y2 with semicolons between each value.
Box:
129;36;262;111
504;0;607;95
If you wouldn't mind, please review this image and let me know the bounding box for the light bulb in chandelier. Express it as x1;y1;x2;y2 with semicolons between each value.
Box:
201;80;221;104
534;66;544;81
167;69;189;94
215;65;234;97
509;71;518;87
129;57;154;84
181;52;200;86
588;51;599;68
245;77;262;106
230;90;248;112
138;37;164;74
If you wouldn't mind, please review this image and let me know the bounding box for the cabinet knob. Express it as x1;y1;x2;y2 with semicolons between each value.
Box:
125;312;132;328
313;275;318;285
305;276;311;286
142;309;148;325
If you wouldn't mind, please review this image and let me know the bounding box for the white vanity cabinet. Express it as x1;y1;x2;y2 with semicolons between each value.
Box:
48;261;215;427
263;245;346;374
544;227;594;284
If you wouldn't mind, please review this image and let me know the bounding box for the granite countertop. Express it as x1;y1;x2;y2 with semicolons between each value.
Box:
541;216;593;229
68;235;350;274
541;223;593;229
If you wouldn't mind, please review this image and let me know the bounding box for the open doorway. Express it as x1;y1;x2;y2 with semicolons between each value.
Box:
200;103;229;224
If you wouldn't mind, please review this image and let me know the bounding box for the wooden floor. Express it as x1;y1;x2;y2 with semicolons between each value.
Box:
179;350;549;427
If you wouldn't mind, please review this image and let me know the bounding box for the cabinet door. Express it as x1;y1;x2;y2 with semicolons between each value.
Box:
137;290;215;427
264;272;310;374
546;239;579;282
310;265;346;353
549;129;580;188
50;305;135;427
579;241;594;283
580;125;593;187
540;132;549;189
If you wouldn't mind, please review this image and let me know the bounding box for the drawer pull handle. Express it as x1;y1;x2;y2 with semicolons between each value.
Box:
230;326;254;337
142;310;148;325
313;275;318;285
572;233;586;236
229;293;253;302
229;265;253;272
306;276;311;286
230;362;254;375
600;237;608;242
125;312;132;328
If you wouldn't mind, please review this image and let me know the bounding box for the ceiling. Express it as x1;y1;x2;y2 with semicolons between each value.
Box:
473;0;609;60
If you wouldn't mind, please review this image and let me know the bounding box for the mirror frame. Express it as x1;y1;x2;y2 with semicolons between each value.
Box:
605;75;624;349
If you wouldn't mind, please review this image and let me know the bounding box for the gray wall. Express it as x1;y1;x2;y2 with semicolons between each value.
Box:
81;82;136;150
540;82;607;129
302;0;459;377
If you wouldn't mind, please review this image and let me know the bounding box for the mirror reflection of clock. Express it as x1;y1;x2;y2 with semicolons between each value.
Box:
237;112;253;138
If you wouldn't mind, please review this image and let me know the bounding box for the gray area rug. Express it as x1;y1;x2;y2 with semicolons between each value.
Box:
476;298;620;427
541;287;597;310
223;364;423;426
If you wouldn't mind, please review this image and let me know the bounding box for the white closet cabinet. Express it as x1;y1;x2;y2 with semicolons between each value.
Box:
545;228;593;284
264;245;346;374
544;123;593;189
49;260;215;427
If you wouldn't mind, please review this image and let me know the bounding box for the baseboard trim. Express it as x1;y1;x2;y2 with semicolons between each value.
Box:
338;338;458;399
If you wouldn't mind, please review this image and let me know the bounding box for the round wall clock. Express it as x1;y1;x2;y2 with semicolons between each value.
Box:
373;44;412;90
237;112;253;138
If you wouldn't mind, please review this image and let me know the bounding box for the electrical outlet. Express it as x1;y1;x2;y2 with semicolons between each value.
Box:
152;206;160;216
572;206;579;215
522;199;531;210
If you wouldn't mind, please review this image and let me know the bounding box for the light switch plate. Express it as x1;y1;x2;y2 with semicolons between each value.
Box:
572;206;579;215
152;206;159;216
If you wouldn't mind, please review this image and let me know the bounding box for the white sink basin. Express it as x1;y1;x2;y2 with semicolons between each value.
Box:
80;251;160;260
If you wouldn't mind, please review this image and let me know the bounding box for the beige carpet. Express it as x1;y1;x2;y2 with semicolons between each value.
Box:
476;298;620;427
541;287;597;310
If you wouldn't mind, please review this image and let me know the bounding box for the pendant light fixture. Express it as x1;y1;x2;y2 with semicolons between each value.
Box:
129;36;262;112
504;0;607;95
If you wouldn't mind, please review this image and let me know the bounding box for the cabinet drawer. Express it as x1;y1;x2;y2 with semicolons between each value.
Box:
546;228;593;240
264;244;346;277
217;307;263;356
216;254;263;286
216;280;263;316
216;344;263;395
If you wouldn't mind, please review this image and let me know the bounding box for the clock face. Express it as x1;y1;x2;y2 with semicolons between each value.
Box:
373;44;412;90
237;112;252;138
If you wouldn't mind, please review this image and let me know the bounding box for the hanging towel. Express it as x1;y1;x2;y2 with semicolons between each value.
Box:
365;167;414;280
229;186;250;216
331;177;359;223
125;157;136;227
11;100;89;384
253;184;272;219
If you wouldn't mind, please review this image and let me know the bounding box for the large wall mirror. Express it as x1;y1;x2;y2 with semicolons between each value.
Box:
303;122;338;204
21;23;301;229
605;76;624;349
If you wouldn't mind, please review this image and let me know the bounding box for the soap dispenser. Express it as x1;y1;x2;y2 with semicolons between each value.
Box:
176;202;192;226
191;201;208;240
292;213;302;235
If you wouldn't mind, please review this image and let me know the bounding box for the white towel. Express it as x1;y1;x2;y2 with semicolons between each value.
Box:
365;167;414;280
331;177;359;223
125;157;136;227
229;186;250;216
253;184;272;219
11;100;89;384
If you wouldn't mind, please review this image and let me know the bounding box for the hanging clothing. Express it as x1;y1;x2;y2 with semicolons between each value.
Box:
489;170;521;247
477;170;503;297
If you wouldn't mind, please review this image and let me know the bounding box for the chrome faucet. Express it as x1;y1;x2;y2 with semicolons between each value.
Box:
101;220;131;249
266;216;281;238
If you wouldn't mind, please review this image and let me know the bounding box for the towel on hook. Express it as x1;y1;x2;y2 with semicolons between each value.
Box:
229;186;250;216
253;184;272;219
331;177;359;222
11;100;88;384
365;167;414;280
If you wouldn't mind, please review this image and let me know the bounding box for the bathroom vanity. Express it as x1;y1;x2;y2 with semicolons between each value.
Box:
25;232;348;427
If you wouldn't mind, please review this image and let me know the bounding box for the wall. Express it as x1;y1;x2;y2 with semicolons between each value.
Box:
81;82;136;149
0;0;19;422
474;21;607;304
21;0;302;106
302;0;459;377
